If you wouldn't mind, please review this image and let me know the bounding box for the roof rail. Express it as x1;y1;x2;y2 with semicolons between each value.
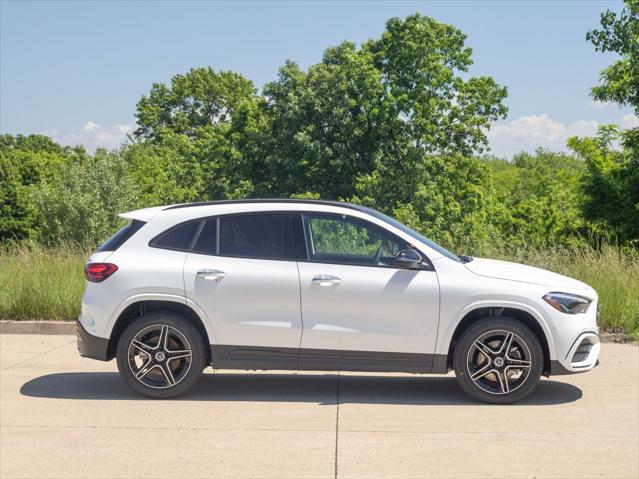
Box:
163;198;364;212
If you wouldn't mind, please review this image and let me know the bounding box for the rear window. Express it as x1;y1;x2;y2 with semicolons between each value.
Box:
151;220;200;251
97;220;145;252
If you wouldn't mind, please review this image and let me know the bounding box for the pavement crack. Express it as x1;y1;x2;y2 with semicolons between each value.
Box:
334;371;341;479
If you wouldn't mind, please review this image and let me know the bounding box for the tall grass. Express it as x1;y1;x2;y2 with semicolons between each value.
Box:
1;242;637;337
0;242;88;321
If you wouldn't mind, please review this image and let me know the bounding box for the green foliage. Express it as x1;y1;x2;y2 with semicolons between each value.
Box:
488;150;588;248
568;127;639;244
587;0;638;116
30;149;138;246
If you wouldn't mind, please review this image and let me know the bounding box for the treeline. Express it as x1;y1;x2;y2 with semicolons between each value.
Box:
1;9;638;252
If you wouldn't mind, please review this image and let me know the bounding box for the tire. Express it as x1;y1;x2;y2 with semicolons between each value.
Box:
116;312;207;399
453;317;543;404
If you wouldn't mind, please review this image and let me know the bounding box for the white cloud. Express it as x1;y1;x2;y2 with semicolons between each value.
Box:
49;121;134;152
486;114;600;157
621;114;639;129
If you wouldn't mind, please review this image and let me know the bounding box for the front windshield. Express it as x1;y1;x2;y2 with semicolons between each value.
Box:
356;206;462;263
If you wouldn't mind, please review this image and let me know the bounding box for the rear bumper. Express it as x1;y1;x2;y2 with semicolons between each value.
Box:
76;320;110;361
551;332;600;375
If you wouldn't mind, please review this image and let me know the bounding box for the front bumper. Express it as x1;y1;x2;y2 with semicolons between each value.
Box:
551;331;600;375
76;320;110;361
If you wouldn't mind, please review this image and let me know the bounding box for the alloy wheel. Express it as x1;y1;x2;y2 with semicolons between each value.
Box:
466;329;532;395
127;324;193;389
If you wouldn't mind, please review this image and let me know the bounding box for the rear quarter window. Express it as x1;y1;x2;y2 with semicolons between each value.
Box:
97;220;146;252
150;220;201;252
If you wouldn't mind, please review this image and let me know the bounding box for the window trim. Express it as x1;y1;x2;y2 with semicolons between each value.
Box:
300;212;433;271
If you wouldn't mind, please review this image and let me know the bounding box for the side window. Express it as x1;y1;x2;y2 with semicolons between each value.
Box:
219;214;287;260
192;219;217;255
151;220;200;252
304;214;407;267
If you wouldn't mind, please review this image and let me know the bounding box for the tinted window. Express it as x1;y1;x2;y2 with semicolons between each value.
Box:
97;220;145;252
152;221;200;251
219;214;286;259
192;219;217;255
305;214;406;267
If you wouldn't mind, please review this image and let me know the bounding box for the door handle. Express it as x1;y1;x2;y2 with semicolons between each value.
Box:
196;269;226;281
312;274;342;286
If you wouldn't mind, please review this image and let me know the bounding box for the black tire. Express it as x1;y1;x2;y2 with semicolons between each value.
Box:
116;311;206;399
453;317;543;404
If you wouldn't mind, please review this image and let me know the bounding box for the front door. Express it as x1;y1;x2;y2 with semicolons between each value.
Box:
297;212;440;372
183;213;302;369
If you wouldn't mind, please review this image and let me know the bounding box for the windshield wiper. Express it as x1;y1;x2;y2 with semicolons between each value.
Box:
458;255;474;263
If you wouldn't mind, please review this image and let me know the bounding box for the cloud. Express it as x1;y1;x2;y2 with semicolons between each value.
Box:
49;121;134;152
486;114;599;158
621;114;639;129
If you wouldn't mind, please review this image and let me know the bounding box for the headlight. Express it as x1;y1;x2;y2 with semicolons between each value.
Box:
543;292;592;314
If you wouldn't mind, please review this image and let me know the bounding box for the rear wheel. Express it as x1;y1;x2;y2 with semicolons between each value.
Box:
453;317;543;404
116;312;206;398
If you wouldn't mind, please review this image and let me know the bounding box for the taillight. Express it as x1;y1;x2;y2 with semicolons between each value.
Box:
85;263;118;283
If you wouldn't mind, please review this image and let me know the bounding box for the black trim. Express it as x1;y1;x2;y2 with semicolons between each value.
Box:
76;321;110;361
164;198;366;212
550;359;600;375
431;354;449;374
211;345;436;373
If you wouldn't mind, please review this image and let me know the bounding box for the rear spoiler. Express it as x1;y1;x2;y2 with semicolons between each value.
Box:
118;206;165;223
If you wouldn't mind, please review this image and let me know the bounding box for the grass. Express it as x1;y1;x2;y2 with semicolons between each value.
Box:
1;242;638;338
0;242;88;321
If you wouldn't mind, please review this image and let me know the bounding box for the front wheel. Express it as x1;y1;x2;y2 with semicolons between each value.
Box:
453;318;543;404
116;312;206;398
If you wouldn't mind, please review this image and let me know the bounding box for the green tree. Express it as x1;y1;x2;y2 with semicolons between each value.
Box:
31;149;138;245
258;13;507;205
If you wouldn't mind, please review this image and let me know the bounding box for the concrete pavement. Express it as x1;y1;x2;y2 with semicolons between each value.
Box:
0;334;637;478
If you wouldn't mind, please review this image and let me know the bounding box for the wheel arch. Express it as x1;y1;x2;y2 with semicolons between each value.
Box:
106;300;212;364
442;306;554;376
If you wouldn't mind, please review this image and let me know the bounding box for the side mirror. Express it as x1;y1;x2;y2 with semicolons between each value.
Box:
394;249;423;269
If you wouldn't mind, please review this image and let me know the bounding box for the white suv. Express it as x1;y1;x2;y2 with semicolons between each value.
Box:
77;200;600;403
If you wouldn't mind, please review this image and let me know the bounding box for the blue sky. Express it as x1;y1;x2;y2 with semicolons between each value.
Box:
1;0;636;157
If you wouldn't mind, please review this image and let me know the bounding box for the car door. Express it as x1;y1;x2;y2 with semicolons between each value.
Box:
183;212;302;369
297;212;440;372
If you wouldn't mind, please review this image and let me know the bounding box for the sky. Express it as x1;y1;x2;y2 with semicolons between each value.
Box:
1;0;636;158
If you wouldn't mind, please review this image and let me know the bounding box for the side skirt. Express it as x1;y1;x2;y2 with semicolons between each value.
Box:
211;345;444;374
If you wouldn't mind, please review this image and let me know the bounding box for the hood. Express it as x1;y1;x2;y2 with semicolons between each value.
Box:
464;257;590;291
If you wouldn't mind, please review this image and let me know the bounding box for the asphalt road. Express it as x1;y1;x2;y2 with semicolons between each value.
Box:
0;334;637;479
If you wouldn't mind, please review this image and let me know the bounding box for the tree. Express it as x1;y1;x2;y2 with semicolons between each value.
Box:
31;150;138;245
587;1;638;118
258;13;507;210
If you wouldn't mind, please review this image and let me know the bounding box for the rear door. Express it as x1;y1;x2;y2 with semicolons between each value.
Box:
183;213;302;369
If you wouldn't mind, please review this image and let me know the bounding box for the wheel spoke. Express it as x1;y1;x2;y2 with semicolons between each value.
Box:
135;359;156;380
160;364;176;386
166;349;192;361
131;339;154;354
507;357;531;368
470;363;494;380
498;332;514;355
473;339;496;358
157;325;170;350
497;370;510;394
